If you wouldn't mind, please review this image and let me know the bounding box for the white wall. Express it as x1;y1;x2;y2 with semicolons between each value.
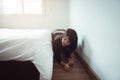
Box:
0;0;69;29
69;0;120;80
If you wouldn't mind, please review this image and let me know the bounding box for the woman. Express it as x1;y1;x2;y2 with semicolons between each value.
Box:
52;28;78;71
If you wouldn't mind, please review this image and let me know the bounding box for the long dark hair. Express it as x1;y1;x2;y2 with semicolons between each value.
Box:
64;28;78;52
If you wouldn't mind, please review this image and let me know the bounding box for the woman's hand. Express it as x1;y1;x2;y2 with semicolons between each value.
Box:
64;63;70;71
68;58;74;66
60;61;70;71
60;61;66;66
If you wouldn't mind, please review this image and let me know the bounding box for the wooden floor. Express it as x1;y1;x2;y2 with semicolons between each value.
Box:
52;54;92;80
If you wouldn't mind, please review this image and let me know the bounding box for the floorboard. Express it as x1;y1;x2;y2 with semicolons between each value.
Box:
52;54;92;80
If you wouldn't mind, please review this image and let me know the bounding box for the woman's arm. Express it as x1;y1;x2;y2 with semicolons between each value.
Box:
63;47;75;66
52;29;65;35
55;52;63;64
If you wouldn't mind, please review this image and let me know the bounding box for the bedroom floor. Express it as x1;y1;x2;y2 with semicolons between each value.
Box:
52;54;92;80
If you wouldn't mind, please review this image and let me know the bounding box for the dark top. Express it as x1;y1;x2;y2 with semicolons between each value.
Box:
52;32;74;63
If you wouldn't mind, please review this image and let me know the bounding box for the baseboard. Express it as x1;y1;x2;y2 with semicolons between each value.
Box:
74;51;101;80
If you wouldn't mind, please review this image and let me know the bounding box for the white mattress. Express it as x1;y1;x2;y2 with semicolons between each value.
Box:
0;29;53;80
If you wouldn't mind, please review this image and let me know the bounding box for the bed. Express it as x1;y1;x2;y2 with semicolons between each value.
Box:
0;29;53;80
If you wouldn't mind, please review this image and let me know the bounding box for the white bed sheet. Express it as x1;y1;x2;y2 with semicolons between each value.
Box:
0;29;53;80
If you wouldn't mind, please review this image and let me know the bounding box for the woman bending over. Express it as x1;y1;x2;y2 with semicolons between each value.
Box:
52;28;78;71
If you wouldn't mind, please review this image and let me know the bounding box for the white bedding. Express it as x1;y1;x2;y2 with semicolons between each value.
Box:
0;29;53;80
